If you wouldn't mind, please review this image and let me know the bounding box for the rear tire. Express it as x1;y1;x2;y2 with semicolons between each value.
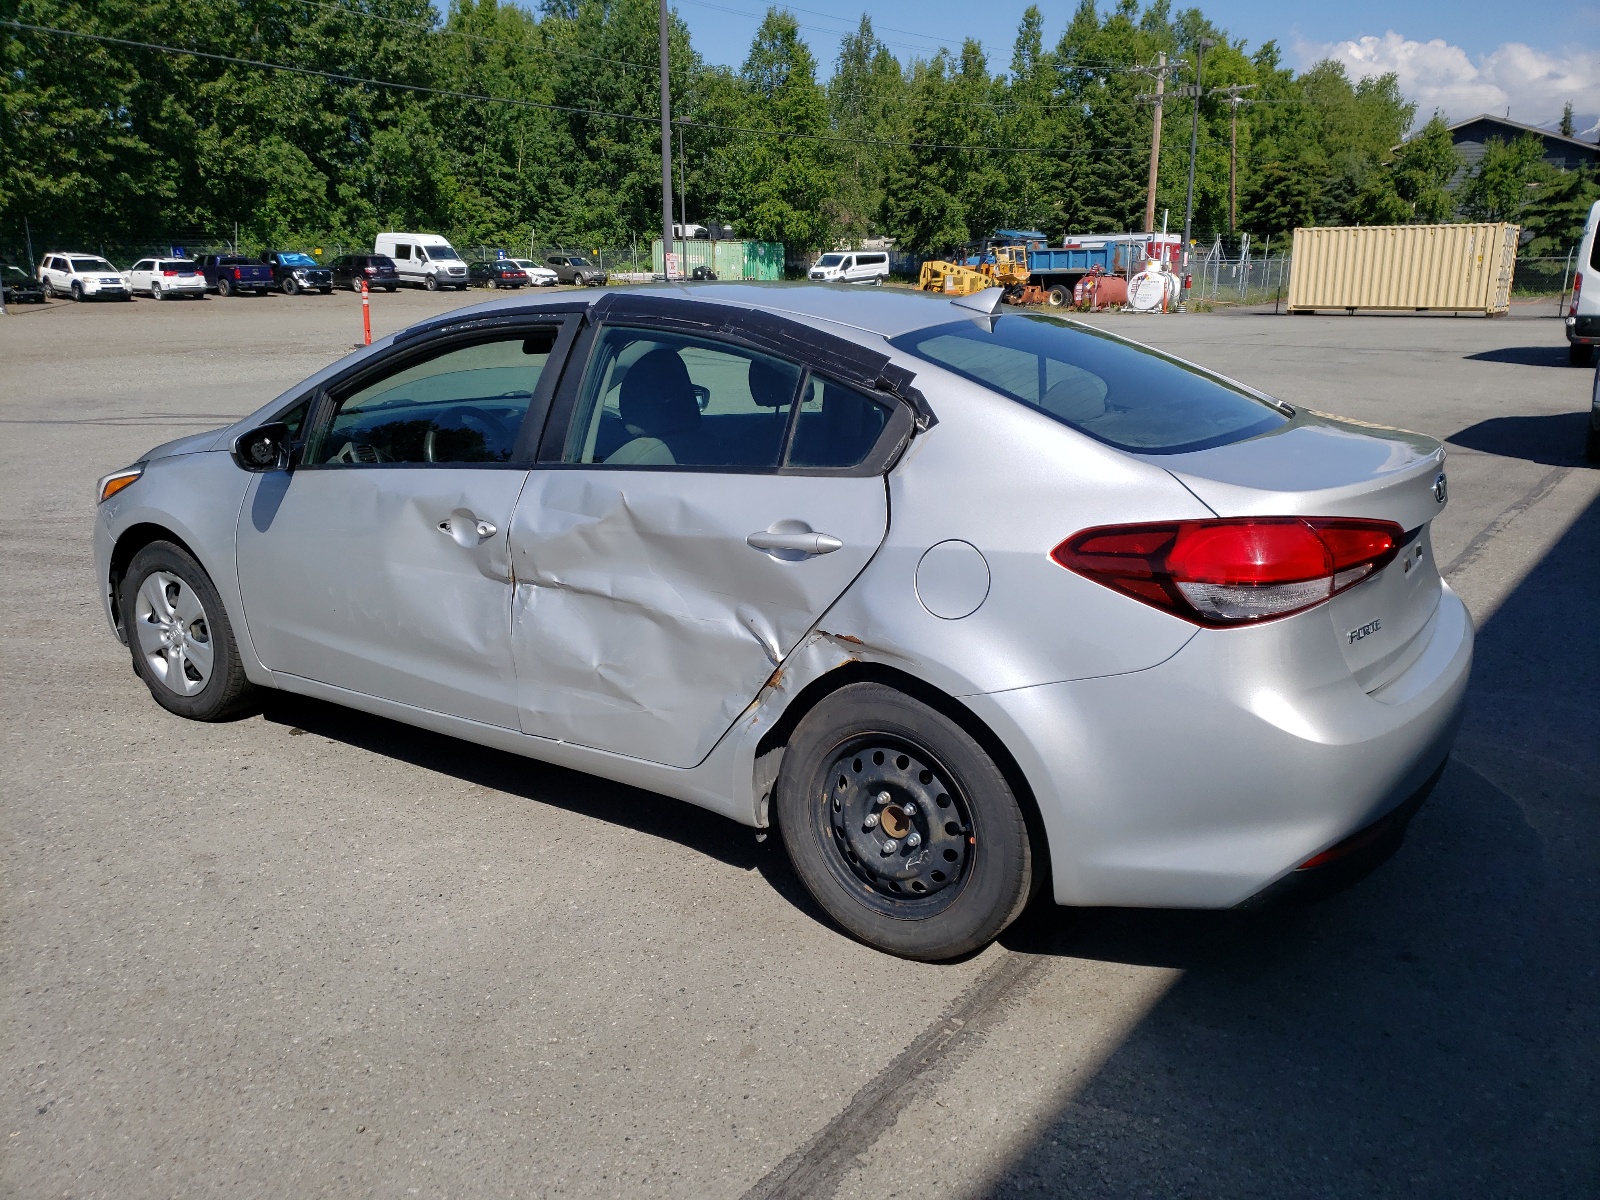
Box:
120;541;257;722
1570;342;1594;367
774;683;1033;961
218;277;233;297
1047;284;1070;307
151;282;163;300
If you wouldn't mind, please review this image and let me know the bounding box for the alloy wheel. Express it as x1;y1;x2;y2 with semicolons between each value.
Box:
133;571;215;696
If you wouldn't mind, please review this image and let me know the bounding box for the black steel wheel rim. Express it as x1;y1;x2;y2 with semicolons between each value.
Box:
812;735;975;920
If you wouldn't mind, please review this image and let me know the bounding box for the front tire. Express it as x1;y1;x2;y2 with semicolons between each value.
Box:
1046;284;1070;308
120;541;257;721
70;282;83;301
774;683;1034;960
424;273;438;291
282;276;299;296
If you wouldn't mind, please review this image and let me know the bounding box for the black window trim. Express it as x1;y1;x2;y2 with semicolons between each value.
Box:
281;313;584;472
534;313;912;478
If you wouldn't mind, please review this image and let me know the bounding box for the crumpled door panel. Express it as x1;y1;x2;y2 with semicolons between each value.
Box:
510;470;888;767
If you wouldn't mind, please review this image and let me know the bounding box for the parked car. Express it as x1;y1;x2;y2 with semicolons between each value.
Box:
199;254;273;297
38;252;130;301
809;250;890;285
544;253;607;286
1566;199;1599;367
508;258;559;287
1;263;47;304
126;257;207;300
92;285;1472;961
261;251;333;295
468;260;531;289
373;232;470;290
330;254;400;292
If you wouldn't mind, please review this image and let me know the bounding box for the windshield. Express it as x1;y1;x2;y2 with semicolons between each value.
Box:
890;315;1286;455
816;254;846;268
279;252;317;267
71;257;117;272
428;244;462;261
3;265;31;282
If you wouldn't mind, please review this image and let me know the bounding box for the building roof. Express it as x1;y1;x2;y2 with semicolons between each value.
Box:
1401;113;1600;175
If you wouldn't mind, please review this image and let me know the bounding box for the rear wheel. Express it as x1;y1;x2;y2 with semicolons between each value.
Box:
151;282;163;300
218;277;233;297
775;683;1033;960
1570;342;1594;367
120;541;257;721
1046;284;1070;307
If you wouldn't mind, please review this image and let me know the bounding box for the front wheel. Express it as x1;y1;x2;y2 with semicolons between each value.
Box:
424;274;438;291
775;683;1034;960
1046;284;1070;308
120;541;257;721
70;282;83;301
319;287;332;295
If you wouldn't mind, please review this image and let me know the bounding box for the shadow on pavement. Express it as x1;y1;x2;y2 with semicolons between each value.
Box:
257;692;825;922
1447;411;1596;468
986;493;1600;1198
1463;345;1574;368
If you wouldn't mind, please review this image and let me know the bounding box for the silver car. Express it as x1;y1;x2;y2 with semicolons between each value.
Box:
92;285;1472;960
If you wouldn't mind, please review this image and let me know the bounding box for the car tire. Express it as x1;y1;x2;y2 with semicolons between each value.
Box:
151;282;163;300
1570;343;1594;367
424;274;438;291
1046;284;1070;308
1586;421;1600;465
120;540;258;722
218;277;233;297
319;287;332;295
282;276;298;296
70;282;83;301
774;683;1034;961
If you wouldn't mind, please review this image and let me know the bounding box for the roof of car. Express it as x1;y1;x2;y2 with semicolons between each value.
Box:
408;282;986;341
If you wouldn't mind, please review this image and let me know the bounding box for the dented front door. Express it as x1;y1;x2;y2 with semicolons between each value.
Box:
508;470;888;767
238;468;528;727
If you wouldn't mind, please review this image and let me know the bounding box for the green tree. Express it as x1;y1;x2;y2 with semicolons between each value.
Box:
1457;132;1544;222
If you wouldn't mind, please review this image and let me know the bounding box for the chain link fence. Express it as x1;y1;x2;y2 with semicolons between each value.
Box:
1187;250;1293;309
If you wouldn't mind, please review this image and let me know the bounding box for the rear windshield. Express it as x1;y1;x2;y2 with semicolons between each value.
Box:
71;257;117;272
218;256;253;266
160;260;197;271
889;315;1286;455
369;255;395;268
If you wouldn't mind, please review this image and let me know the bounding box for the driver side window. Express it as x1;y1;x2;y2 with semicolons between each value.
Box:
306;331;557;466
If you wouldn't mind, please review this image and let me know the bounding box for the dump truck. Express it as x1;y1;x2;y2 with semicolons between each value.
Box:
963;230;1184;307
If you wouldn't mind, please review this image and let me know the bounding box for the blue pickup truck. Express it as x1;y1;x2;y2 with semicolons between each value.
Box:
963;229;1184;306
199;254;273;297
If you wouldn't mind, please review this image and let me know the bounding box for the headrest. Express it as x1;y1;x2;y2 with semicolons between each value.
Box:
748;358;795;408
618;348;700;437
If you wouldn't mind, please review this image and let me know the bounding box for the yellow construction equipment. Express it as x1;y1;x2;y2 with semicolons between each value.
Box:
918;259;993;295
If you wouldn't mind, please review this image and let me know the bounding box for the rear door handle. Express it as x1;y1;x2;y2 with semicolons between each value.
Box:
747;529;843;556
438;513;497;545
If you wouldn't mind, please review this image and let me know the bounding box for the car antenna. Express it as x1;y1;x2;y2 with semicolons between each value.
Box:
950;286;1004;316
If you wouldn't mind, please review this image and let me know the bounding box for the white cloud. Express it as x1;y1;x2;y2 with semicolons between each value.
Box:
1297;31;1600;133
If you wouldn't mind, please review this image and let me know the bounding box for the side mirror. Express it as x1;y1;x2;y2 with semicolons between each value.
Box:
231;422;294;472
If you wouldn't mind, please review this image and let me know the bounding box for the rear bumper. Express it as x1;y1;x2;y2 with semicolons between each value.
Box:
1568;314;1600;343
969;582;1473;909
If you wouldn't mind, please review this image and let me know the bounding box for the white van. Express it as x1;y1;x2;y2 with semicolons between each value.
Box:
1567;200;1599;367
373;232;470;291
808;250;889;285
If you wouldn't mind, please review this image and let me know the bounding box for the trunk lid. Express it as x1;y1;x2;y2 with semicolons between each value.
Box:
1148;411;1448;692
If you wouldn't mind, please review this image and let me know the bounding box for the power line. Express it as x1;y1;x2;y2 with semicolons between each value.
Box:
3;20;1157;156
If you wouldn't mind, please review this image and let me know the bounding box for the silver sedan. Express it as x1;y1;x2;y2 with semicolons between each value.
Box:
92;284;1472;960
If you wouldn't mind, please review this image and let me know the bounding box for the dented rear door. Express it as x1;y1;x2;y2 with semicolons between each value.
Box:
509;469;887;767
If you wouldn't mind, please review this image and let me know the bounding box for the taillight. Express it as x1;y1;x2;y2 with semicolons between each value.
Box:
1052;517;1403;625
162;269;178;276
365;265;377;274
1570;272;1582;317
232;267;242;280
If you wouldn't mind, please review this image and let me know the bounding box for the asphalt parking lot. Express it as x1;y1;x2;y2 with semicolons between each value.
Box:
2;286;1595;1199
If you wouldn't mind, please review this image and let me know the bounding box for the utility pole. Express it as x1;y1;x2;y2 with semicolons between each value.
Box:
1211;83;1256;231
675;117;688;273
1133;53;1185;234
1179;36;1215;307
658;0;674;279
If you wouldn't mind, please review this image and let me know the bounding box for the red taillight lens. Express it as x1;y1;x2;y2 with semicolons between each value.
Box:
1052;517;1403;626
365;265;377;274
162;269;178;276
232;267;242;279
1570;272;1582;317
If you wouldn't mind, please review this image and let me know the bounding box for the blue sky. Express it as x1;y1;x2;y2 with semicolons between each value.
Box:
677;0;1600;131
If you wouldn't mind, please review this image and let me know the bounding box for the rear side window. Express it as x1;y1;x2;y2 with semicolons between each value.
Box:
890;315;1285;454
394;244;411;259
787;377;892;469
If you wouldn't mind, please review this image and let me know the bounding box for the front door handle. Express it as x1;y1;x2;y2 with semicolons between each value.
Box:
747;528;843;556
437;512;497;546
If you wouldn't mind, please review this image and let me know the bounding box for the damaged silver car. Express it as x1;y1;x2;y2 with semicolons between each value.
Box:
93;285;1472;960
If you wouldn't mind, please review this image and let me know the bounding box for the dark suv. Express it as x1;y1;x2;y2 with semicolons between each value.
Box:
330;254;400;292
545;253;607;286
2;263;46;304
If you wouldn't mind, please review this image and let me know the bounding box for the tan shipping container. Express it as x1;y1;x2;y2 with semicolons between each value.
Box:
1286;223;1518;315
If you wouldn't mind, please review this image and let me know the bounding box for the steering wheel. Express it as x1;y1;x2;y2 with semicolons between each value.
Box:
423;405;515;463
